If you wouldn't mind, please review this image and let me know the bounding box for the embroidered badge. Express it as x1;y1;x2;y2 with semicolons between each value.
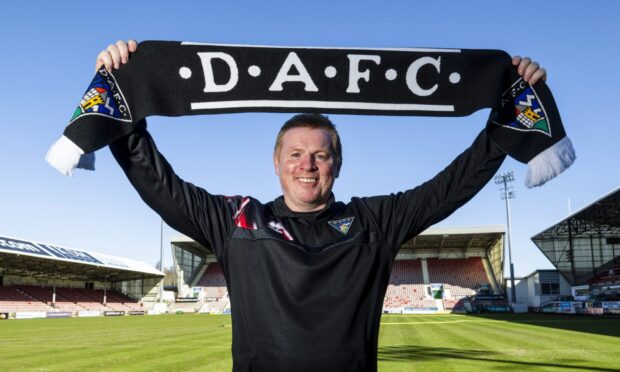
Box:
70;68;132;124
328;217;354;235
498;78;551;137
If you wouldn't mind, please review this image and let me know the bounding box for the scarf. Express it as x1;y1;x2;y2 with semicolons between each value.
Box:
46;41;575;187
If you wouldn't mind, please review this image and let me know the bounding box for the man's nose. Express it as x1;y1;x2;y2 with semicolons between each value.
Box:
300;154;317;170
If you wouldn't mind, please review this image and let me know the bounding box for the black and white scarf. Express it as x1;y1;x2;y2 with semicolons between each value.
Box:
46;41;575;187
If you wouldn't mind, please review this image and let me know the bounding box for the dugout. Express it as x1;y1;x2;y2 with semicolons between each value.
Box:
0;234;164;307
531;186;620;287
170;225;506;300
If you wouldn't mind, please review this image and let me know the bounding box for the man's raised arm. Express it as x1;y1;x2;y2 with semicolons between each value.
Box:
100;40;235;258
362;56;547;252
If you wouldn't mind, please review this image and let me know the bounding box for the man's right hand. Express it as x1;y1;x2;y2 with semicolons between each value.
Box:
95;39;138;73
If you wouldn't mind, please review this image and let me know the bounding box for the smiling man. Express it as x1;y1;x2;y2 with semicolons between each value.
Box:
274;115;341;212
102;40;546;372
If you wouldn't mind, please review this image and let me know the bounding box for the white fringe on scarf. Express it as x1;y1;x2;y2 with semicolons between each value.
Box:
525;136;576;188
45;135;95;176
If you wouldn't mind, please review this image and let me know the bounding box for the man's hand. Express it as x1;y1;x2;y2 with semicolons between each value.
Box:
95;39;138;73
512;56;547;85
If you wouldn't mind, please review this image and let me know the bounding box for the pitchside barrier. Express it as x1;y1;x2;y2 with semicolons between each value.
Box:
104;311;125;316
536;301;620;315
7;310;101;319
46;311;72;318
7;310;145;318
3;310;154;319
383;307;440;314
402;307;439;314
14;311;47;319
78;310;101;317
600;301;620;315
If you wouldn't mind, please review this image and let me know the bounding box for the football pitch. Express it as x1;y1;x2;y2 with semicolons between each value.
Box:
1;314;619;371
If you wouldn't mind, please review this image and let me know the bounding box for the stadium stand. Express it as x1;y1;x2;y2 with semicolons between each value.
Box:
100;289;144;311
54;287;110;311
428;257;490;302
192;262;230;313
196;262;228;300
0;234;163;318
528;187;620;312
196;263;227;296
531;186;620;286
381;258;491;312
0;286;54;312
428;258;489;289
586;265;620;305
589;265;620;286
0;285;147;313
428;257;491;311
16;285;85;312
383;260;429;309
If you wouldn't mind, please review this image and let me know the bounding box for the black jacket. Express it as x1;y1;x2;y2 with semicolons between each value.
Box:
110;121;505;371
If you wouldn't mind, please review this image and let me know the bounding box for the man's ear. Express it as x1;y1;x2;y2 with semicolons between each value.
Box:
334;163;340;179
273;153;280;176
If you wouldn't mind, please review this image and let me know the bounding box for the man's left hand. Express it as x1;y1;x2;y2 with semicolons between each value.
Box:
512;56;547;85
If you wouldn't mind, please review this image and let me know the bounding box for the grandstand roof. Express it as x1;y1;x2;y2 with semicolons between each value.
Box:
0;234;164;282
402;226;504;251
531;186;620;285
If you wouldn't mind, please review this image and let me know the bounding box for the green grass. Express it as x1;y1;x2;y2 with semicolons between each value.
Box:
0;314;619;371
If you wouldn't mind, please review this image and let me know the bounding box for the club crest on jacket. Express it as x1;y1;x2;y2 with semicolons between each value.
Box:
328;217;354;235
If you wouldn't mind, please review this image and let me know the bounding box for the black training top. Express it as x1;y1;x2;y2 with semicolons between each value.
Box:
110;121;505;372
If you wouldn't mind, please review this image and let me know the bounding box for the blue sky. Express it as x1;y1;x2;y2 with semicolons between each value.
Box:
0;1;618;277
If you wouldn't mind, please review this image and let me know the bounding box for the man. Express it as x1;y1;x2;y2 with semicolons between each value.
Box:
99;40;546;371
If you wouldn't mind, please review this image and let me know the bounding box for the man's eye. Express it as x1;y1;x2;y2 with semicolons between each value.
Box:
316;154;329;161
290;153;300;158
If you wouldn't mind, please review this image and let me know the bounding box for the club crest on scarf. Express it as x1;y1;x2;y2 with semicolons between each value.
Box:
70;68;132;124
497;78;551;137
328;217;354;235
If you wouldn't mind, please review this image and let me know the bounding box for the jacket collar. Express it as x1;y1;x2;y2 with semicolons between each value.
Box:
272;194;336;219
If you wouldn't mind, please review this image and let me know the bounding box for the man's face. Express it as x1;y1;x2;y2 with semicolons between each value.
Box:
274;127;339;212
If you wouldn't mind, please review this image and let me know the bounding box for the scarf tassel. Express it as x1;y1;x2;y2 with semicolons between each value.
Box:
45;135;95;176
525;136;576;188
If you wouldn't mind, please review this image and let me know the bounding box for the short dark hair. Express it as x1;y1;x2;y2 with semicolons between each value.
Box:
274;113;342;170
